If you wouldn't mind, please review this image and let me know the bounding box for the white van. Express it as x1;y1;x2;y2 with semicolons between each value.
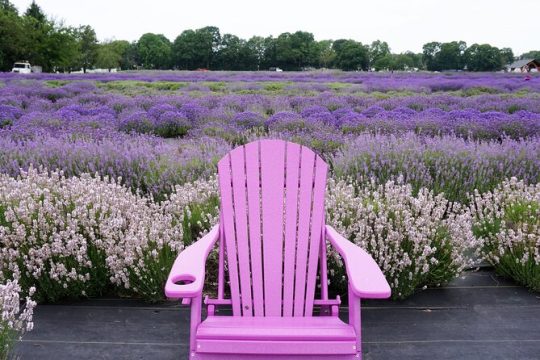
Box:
12;62;32;74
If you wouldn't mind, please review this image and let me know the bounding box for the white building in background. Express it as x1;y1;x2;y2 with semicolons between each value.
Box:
506;59;540;73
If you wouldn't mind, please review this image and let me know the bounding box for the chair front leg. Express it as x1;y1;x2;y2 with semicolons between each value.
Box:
189;295;203;356
349;284;362;358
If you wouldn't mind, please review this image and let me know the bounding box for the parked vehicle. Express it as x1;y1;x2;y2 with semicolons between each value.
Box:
11;61;42;74
12;62;32;74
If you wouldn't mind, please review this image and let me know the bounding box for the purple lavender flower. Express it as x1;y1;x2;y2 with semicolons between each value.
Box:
118;111;155;134
232;111;265;129
0;105;23;128
264;111;303;129
147;104;179;119
181;103;209;122
154;111;191;138
300;105;330;118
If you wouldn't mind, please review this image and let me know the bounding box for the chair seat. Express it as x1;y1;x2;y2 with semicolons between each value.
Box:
195;316;357;355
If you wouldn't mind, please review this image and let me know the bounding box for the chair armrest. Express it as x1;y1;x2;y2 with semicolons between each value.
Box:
164;224;220;299
326;225;391;299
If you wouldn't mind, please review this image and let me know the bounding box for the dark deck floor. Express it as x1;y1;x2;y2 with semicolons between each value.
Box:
15;269;540;359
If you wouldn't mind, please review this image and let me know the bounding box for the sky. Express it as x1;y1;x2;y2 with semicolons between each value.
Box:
10;0;540;55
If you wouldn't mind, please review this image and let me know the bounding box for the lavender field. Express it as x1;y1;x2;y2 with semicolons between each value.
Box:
2;71;540;200
1;71;539;353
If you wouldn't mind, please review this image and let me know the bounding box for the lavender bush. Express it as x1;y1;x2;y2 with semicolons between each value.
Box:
326;178;479;299
0;280;35;359
0;133;229;200
0;167;487;303
471;178;540;291
333;133;540;203
0;168;217;302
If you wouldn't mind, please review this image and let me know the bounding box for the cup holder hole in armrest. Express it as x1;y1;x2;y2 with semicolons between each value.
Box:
173;274;196;285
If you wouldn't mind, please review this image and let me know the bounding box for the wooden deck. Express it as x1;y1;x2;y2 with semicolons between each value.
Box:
15;269;540;359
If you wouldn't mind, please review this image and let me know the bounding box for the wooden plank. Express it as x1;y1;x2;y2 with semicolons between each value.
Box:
260;140;286;316
293;147;316;316
218;155;242;316
244;141;264;316
230;147;253;316
282;143;301;317
304;157;328;315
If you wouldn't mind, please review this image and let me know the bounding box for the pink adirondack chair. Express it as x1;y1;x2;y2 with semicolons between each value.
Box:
165;139;391;359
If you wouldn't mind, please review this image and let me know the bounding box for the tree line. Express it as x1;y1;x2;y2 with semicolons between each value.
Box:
1;1;538;73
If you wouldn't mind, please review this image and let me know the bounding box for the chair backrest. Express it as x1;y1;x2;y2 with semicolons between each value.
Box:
217;139;328;317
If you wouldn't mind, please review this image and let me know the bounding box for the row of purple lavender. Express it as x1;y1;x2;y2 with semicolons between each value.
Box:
1;74;539;201
1;71;539;92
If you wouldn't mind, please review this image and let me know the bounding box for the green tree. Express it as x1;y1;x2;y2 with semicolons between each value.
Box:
499;47;514;65
137;33;171;69
464;43;503;71
173;30;197;69
216;34;244;70
373;54;394;71
195;26;221;69
75;25;98;72
0;3;25;70
274;33;294;69
317;40;335;68
262;36;277;69
24;0;45;22
108;40;132;70
173;26;220;69
93;40;133;70
290;31;318;69
372;53;415;71
369;40;390;67
96;41;122;71
245;36;266;70
0;0;17;13
520;50;540;60
373;53;415;71
21;1;51;70
333;39;369;71
215;33;259;70
236;38;257;70
437;41;466;70
274;31;317;70
395;54;414;70
122;41;138;70
47;25;79;71
408;52;424;70
422;42;441;71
